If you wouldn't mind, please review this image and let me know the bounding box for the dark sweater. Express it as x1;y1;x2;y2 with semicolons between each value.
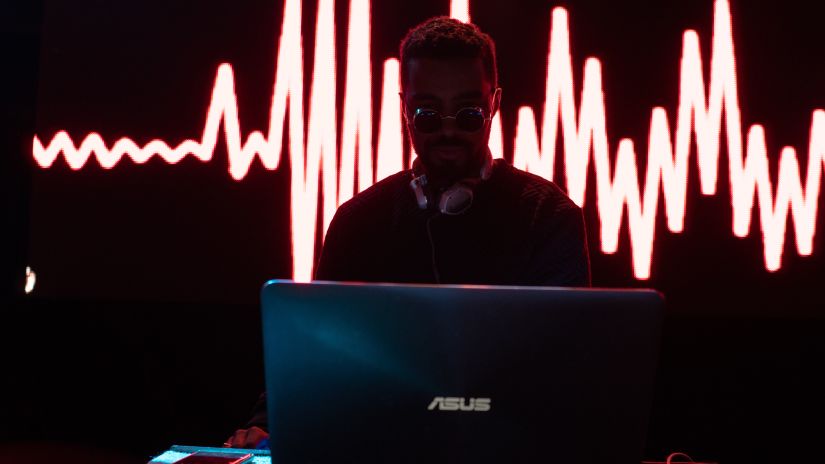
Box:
244;159;591;430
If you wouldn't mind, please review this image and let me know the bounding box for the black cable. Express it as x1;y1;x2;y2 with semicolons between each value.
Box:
425;213;441;283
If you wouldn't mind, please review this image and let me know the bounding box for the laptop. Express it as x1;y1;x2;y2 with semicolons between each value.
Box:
260;280;664;463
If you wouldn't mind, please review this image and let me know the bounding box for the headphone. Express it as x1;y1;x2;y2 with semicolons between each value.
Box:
409;151;493;215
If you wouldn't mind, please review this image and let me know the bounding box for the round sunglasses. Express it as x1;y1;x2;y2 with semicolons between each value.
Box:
412;107;491;133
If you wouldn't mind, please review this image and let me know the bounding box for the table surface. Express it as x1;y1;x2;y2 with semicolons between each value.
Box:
149;445;271;464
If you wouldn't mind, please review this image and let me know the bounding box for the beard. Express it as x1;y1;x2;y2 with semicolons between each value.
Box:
420;138;483;186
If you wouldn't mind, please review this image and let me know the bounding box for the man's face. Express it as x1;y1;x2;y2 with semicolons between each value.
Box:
402;57;500;183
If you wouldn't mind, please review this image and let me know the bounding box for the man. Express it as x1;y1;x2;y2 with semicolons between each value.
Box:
225;16;590;448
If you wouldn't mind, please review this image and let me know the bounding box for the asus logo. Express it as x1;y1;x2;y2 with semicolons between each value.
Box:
427;397;491;412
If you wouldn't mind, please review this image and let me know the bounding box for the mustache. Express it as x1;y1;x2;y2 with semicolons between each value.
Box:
432;138;470;148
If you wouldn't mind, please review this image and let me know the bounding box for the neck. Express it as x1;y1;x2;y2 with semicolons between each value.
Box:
418;148;493;190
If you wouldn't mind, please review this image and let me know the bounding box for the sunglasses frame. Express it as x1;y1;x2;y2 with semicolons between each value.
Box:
411;106;492;134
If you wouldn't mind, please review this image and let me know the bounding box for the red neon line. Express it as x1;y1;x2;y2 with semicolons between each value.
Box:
511;0;823;279
451;0;470;23
32;0;825;281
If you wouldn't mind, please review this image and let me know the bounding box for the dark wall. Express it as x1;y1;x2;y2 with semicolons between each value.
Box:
1;1;40;303
1;299;265;460
3;1;825;463
24;0;825;311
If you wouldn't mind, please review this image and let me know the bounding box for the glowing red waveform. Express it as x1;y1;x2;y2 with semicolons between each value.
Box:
32;0;825;282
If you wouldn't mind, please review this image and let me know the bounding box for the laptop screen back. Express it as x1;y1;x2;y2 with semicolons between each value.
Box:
260;280;663;463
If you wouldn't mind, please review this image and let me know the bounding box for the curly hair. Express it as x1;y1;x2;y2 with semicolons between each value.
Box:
399;17;498;90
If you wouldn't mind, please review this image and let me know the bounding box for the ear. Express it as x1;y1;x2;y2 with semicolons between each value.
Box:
491;87;502;118
398;92;409;124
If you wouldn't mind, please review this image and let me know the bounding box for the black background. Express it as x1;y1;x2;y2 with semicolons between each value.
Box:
2;0;825;463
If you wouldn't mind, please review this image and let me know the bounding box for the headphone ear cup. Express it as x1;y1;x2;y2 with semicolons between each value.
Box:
410;152;492;213
438;184;474;215
437;154;490;214
410;157;431;210
410;176;429;210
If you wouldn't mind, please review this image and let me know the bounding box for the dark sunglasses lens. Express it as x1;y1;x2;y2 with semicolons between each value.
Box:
414;110;441;133
456;108;485;131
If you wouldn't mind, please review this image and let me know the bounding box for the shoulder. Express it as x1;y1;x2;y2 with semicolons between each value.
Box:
491;161;580;217
330;169;413;227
